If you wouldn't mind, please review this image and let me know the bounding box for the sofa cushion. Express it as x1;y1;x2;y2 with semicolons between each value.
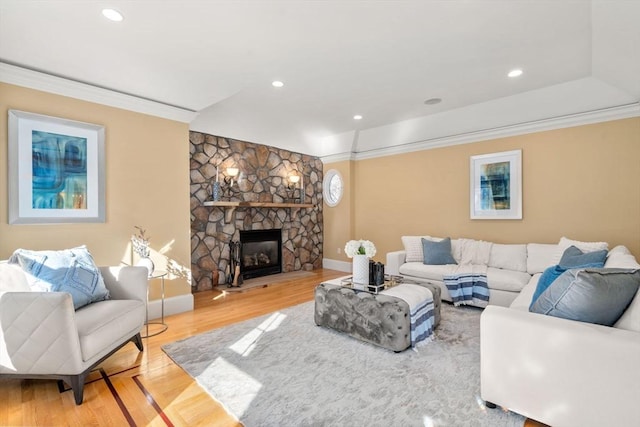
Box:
526;243;560;274
489;244;527;272
510;273;540;311
399;262;456;282
559;246;608;268
0;262;31;292
605;245;640;269
401;236;432;262
9;246;110;310
486;267;531;292
422;237;457;265
75;299;145;362
614;287;640;332
530;268;640;326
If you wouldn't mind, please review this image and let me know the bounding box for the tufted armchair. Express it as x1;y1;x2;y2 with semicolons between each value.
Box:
0;265;147;404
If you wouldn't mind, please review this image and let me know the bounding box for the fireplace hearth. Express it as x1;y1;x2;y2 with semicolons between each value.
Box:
239;229;282;280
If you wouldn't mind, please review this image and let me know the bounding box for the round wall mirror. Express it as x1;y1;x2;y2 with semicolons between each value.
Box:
323;169;343;207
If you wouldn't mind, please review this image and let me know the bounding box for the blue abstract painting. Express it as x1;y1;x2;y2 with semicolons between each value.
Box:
32;130;87;210
479;161;510;210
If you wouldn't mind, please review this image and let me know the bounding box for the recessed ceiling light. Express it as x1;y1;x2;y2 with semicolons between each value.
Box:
102;8;124;22
353;115;363;120
272;81;284;88
424;98;442;105
508;69;523;78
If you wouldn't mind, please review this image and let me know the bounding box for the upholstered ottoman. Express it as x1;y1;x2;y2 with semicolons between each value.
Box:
314;280;441;352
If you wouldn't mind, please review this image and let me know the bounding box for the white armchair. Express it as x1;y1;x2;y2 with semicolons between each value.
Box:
0;266;147;404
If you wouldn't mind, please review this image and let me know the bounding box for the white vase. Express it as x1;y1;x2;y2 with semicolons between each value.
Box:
136;257;155;277
352;254;370;285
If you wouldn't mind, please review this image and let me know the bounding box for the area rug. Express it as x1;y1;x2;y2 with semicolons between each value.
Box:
162;302;525;427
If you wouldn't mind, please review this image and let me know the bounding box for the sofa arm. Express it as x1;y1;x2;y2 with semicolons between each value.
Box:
481;306;640;427
0;291;84;375
100;266;148;303
385;251;406;276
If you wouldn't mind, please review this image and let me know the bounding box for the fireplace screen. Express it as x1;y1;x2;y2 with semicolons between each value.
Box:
239;229;282;280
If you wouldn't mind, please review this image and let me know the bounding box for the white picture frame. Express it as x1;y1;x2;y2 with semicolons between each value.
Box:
8;110;105;224
470;149;522;220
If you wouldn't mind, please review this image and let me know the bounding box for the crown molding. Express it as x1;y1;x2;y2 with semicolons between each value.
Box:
0;62;198;123
320;151;356;164
351;103;640;161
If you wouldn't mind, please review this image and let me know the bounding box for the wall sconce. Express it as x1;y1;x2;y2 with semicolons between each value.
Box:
288;174;300;190
224;167;240;197
226;167;239;186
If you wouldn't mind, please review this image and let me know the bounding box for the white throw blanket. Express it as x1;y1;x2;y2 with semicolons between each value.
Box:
444;239;492;307
382;284;435;347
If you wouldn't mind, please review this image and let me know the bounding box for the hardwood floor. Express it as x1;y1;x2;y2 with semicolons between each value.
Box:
0;268;546;426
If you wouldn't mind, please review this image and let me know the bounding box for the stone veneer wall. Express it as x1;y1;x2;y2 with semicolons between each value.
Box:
190;131;324;291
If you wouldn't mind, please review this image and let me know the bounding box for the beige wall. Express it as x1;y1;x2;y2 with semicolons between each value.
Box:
323;160;355;261
325;117;640;262
0;83;191;300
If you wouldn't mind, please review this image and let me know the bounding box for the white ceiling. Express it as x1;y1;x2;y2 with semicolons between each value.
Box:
1;0;638;159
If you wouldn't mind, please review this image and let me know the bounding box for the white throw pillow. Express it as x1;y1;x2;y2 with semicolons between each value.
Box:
0;262;31;292
605;245;640;269
526;243;561;274
558;236;608;253
401;236;431;262
489;244;528;272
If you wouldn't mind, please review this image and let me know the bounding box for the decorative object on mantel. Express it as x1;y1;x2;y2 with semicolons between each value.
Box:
345;239;377;285
212;165;221;201
132;225;155;276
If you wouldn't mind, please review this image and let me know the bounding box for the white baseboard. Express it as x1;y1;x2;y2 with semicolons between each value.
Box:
148;293;194;320
323;258;351;273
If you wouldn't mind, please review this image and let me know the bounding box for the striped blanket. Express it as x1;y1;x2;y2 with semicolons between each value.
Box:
382;284;435;347
443;268;489;308
443;239;492;308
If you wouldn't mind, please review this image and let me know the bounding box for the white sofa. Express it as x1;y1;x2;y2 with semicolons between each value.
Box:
386;236;562;307
0;264;147;404
388;236;640;426
481;245;640;427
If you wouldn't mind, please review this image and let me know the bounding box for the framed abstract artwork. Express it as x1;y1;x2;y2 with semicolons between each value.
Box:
8;110;105;224
470;149;522;220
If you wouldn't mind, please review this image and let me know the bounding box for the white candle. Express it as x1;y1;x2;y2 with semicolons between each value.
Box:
216;166;219;183
300;174;304;202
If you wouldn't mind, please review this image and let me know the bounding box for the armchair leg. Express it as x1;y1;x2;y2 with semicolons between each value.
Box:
60;372;90;405
132;333;144;351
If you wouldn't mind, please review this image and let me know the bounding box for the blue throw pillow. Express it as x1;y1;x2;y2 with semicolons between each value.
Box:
422;237;457;265
529;261;605;309
530;268;640;326
9;246;110;310
559;245;608;268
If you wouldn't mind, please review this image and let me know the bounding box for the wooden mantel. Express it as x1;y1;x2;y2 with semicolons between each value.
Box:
203;201;313;208
203;200;314;222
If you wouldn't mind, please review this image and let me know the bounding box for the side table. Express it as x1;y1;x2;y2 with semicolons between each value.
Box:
142;271;168;338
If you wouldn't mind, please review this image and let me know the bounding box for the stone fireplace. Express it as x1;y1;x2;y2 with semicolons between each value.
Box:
239;229;282;280
189;132;324;291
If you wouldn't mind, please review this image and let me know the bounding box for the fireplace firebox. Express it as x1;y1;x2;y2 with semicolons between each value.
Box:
239;229;282;280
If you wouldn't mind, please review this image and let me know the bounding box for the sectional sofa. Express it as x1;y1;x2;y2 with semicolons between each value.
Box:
387;236;640;427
